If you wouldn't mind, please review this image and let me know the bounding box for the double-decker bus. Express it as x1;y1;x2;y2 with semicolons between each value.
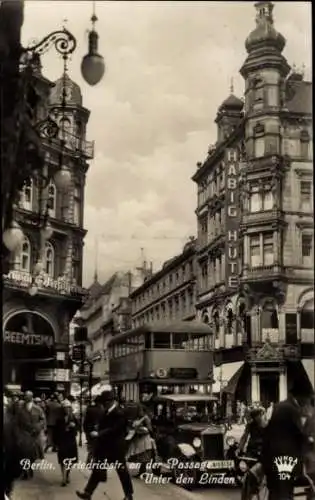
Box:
108;320;214;403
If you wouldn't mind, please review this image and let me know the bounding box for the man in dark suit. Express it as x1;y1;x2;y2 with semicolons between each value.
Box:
76;389;134;500
261;382;313;500
83;396;104;462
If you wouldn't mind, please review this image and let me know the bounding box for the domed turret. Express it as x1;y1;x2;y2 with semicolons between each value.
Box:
245;1;286;54
49;73;82;107
218;93;244;112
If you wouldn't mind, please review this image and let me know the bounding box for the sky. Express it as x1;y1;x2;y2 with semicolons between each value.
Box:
21;1;312;287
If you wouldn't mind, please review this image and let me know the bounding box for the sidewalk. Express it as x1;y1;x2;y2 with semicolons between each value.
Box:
12;446;201;500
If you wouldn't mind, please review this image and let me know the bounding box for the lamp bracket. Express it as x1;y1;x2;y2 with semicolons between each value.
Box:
25;29;77;57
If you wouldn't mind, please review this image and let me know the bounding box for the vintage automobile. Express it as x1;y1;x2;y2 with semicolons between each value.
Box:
146;394;236;487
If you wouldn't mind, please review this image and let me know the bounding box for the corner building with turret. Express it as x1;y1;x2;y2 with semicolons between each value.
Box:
3;66;93;396
192;2;313;406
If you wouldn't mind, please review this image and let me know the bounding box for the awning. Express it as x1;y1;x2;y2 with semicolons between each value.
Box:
287;360;314;394
302;360;315;390
82;381;112;398
222;363;245;395
212;361;244;394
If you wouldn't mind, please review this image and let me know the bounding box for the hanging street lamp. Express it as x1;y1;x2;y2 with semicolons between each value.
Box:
1;0;105;243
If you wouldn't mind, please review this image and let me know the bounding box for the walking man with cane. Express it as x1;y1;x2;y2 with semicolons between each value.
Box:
76;389;134;500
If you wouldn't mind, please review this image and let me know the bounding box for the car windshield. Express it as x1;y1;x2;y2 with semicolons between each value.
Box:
174;401;211;422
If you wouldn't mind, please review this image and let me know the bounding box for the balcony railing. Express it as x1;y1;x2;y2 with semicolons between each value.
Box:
47;130;95;160
241;264;286;281
246;343;301;363
241;209;284;227
3;269;87;298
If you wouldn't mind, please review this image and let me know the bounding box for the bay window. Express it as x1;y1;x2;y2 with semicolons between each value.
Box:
249;236;260;266
249;232;274;267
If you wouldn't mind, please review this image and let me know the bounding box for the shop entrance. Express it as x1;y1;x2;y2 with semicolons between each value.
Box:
3;311;56;394
259;372;279;406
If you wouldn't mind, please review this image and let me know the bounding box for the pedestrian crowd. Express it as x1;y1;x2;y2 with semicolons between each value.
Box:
3;389;80;498
3;387;155;500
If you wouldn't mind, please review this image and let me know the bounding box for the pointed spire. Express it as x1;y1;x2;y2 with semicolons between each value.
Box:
255;1;274;25
93;237;99;282
230;77;234;94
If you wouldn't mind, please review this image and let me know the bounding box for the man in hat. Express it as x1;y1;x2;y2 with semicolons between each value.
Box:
261;382;313;500
76;389;134;500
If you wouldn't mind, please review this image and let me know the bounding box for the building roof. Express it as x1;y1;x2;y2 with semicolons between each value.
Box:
81;273;118;310
218;94;244;111
129;239;196;298
245;2;286;54
49;72;82;106
285;79;312;115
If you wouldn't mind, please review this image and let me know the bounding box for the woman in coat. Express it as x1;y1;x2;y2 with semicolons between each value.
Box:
55;399;79;486
126;404;157;477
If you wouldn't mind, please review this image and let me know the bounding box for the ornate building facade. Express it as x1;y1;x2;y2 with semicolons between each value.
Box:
193;1;313;404
80;272;136;383
130;238;197;327
3;67;92;395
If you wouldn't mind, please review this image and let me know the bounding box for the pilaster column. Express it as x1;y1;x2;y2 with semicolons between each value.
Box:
219;316;225;348
251;369;260;403
279;367;287;401
243;235;249;268
273;230;280;266
297;308;301;341
278;308;285;343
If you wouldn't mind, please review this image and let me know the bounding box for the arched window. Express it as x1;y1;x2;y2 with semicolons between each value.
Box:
60;117;71;133
19;237;31;272
48;180;56;218
44;242;54;277
20;178;33;211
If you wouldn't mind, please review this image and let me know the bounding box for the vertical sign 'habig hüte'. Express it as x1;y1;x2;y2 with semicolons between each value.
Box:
225;149;240;289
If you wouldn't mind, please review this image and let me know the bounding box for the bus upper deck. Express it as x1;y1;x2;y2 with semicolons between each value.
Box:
108;320;215;402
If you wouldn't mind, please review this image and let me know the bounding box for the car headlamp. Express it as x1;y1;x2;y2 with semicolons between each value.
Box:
193;437;202;448
239;460;248;472
226;436;236;447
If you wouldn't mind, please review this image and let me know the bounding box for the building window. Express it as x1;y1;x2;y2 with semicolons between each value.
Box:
73;186;81;226
300;180;312;211
249;188;261;212
48;181;56;218
19;237;31;272
263;233;274;265
300;130;310;158
20;178;33;211
300;301;314;330
44;242;54;277
301;234;313;267
72;261;80;284
261;301;279;330
249;233;274;267
249;236;260;267
254;138;265;157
